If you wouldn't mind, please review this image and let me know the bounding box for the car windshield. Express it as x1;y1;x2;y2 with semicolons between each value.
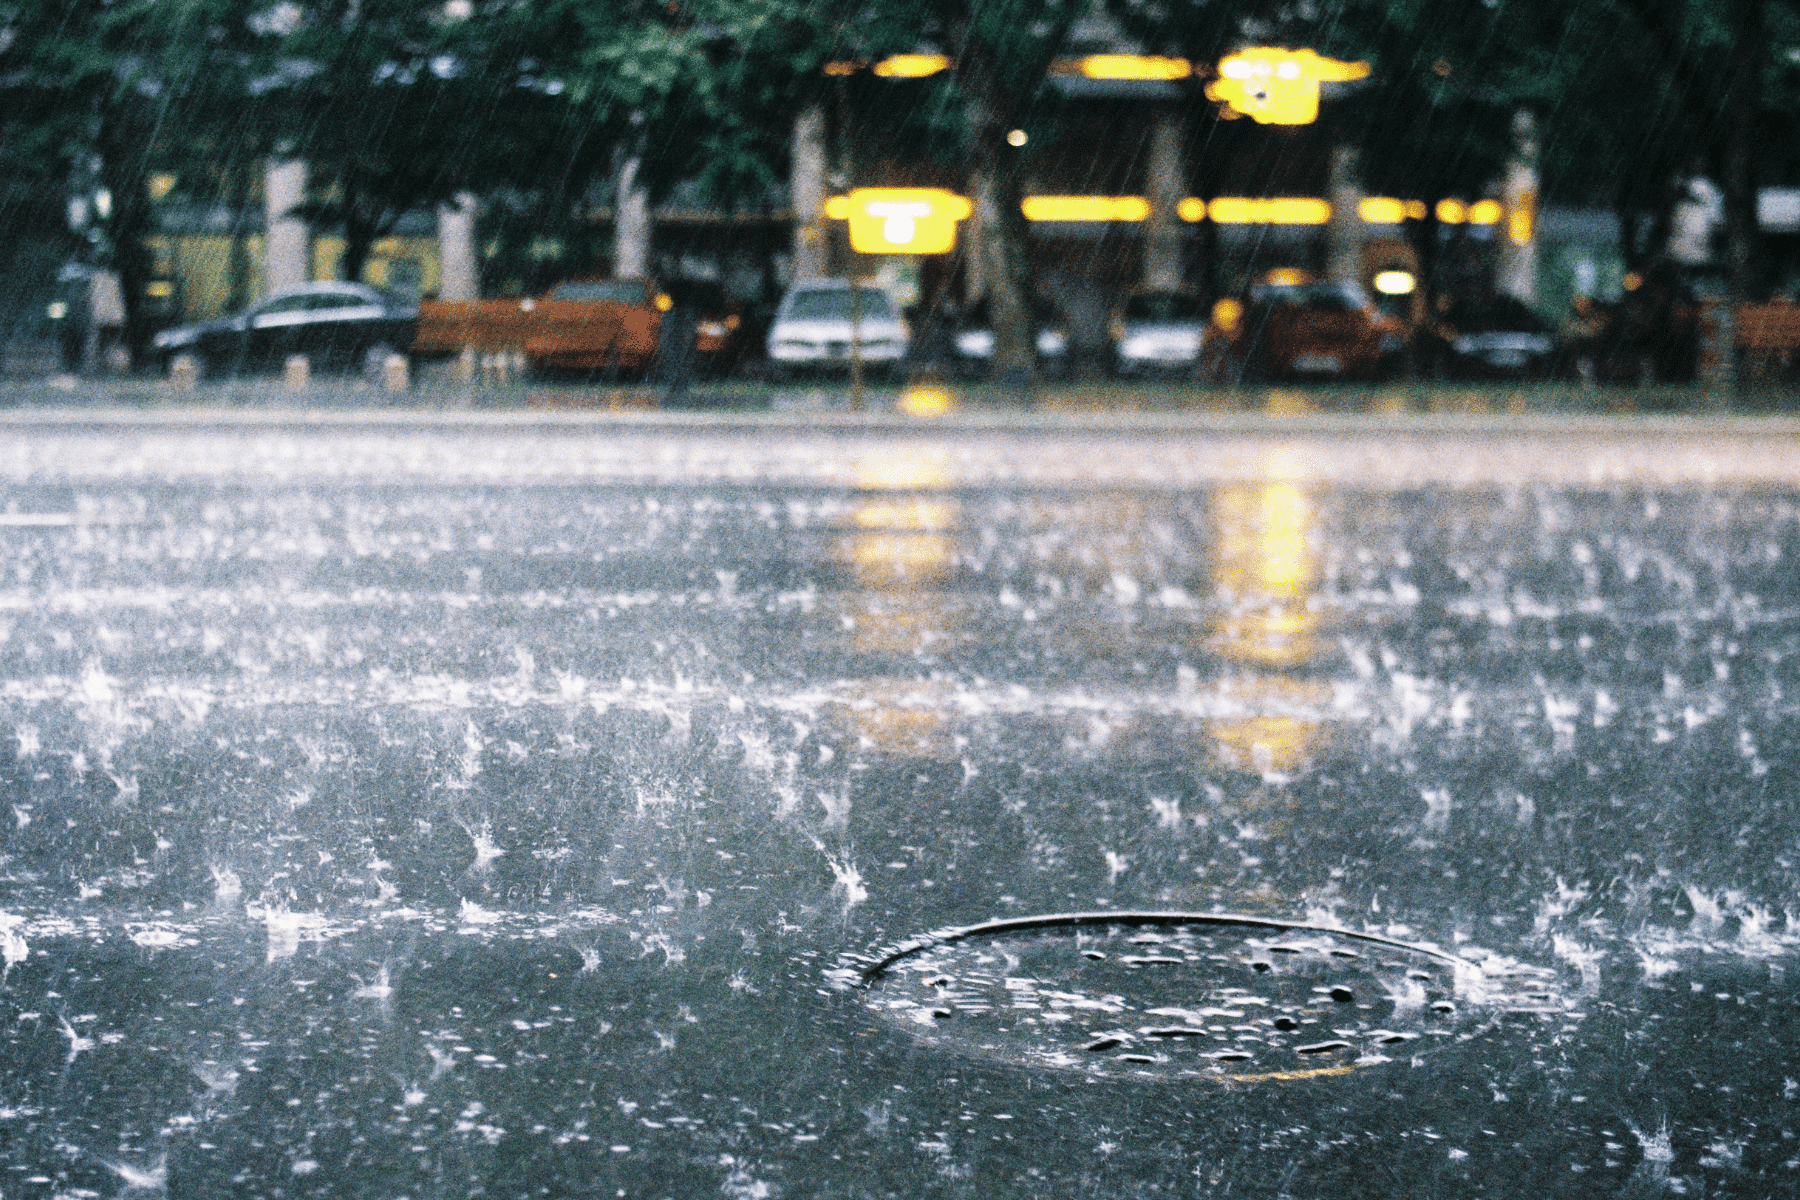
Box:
549;280;647;303
1450;295;1551;332
784;287;895;321
1123;293;1206;322
1254;284;1365;311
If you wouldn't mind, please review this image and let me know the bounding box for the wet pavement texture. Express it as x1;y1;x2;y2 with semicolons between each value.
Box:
0;411;1796;1198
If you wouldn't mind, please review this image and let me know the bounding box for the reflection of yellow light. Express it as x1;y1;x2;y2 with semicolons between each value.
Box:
823;60;861;76
898;386;956;417
1076;54;1192;80
1623;271;1642;292
857;450;953;491
873;54;950;78
1210;479;1320;670
830;188;973;254
1208;197;1331;224
1177;197;1207;221
1373;270;1415;295
1467;199;1503;224
849;532;954;573
1507;188;1535;245
1206;678;1332;774
853;499;954;530
1263;267;1309;286
1206;48;1369;124
1021;195;1150;222
1358;196;1407;223
1212;298;1243;330
145;280;174;298
148;172;178;201
827;680;961;758
1435;198;1466;224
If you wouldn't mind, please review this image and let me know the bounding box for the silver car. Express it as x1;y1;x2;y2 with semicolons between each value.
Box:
1109;290;1209;376
766;281;909;380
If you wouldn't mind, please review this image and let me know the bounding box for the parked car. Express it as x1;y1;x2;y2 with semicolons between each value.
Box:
1218;279;1395;382
1429;293;1558;379
1109;289;1210;376
664;279;746;378
152;282;417;378
951;297;1070;378
766;280;909;380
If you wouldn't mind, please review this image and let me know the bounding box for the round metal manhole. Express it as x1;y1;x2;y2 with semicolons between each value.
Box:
833;912;1567;1082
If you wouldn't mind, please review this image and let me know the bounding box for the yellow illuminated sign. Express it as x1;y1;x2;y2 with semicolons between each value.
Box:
1206;47;1369;125
872;54;950;78
1466;199;1503;224
826;188;973;254
1208;197;1332;224
1075;55;1192;80
1020;195;1149;222
1508;188;1535;246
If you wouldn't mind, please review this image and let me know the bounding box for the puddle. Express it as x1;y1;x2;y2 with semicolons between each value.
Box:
840;913;1567;1082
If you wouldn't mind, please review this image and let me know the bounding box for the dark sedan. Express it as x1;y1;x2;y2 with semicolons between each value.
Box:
152;283;417;378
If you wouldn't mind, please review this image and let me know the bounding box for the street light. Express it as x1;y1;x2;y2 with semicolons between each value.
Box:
825;188;973;254
1205;48;1370;125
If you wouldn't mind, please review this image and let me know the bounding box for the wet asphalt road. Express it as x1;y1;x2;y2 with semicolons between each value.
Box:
0;408;1796;1198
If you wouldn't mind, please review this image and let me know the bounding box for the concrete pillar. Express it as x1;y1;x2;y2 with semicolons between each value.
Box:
437;192;478;301
791;104;828;281
1326;145;1364;286
264;159;309;295
615;157;650;279
1142;106;1185;291
1498;109;1539;306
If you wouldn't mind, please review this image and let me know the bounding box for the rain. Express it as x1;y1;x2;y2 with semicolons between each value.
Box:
2;0;1800;1198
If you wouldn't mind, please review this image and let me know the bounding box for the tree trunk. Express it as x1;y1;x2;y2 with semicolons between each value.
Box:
954;36;1034;385
97;114;153;368
1721;0;1764;305
225;156;254;314
341;182;376;283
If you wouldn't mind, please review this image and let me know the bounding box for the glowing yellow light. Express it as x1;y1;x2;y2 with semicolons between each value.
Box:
828;188;973;254
1020;195;1150;222
897;386;956;418
145;280;174;298
1373;270;1416;295
1466;199;1503;224
1076;54;1192;80
872;54;950;78
1208;197;1332;224
148;173;178;201
1623;271;1642;292
1358;197;1408;223
823;60;861;76
1212;298;1243;330
1205;47;1369;124
1177;197;1207;222
1435;199;1467;224
1263;268;1310;286
654;293;673;311
1508;188;1535;245
1006;129;1028;147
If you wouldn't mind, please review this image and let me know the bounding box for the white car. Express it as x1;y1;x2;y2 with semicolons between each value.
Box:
1109;290;1209;376
766;280;909;379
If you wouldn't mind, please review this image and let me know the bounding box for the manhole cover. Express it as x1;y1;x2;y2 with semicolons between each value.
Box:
834;912;1567;1082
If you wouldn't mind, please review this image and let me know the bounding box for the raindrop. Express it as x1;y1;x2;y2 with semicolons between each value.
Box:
1082;1036;1124;1052
1143;1027;1207;1039
1296;1040;1352;1055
